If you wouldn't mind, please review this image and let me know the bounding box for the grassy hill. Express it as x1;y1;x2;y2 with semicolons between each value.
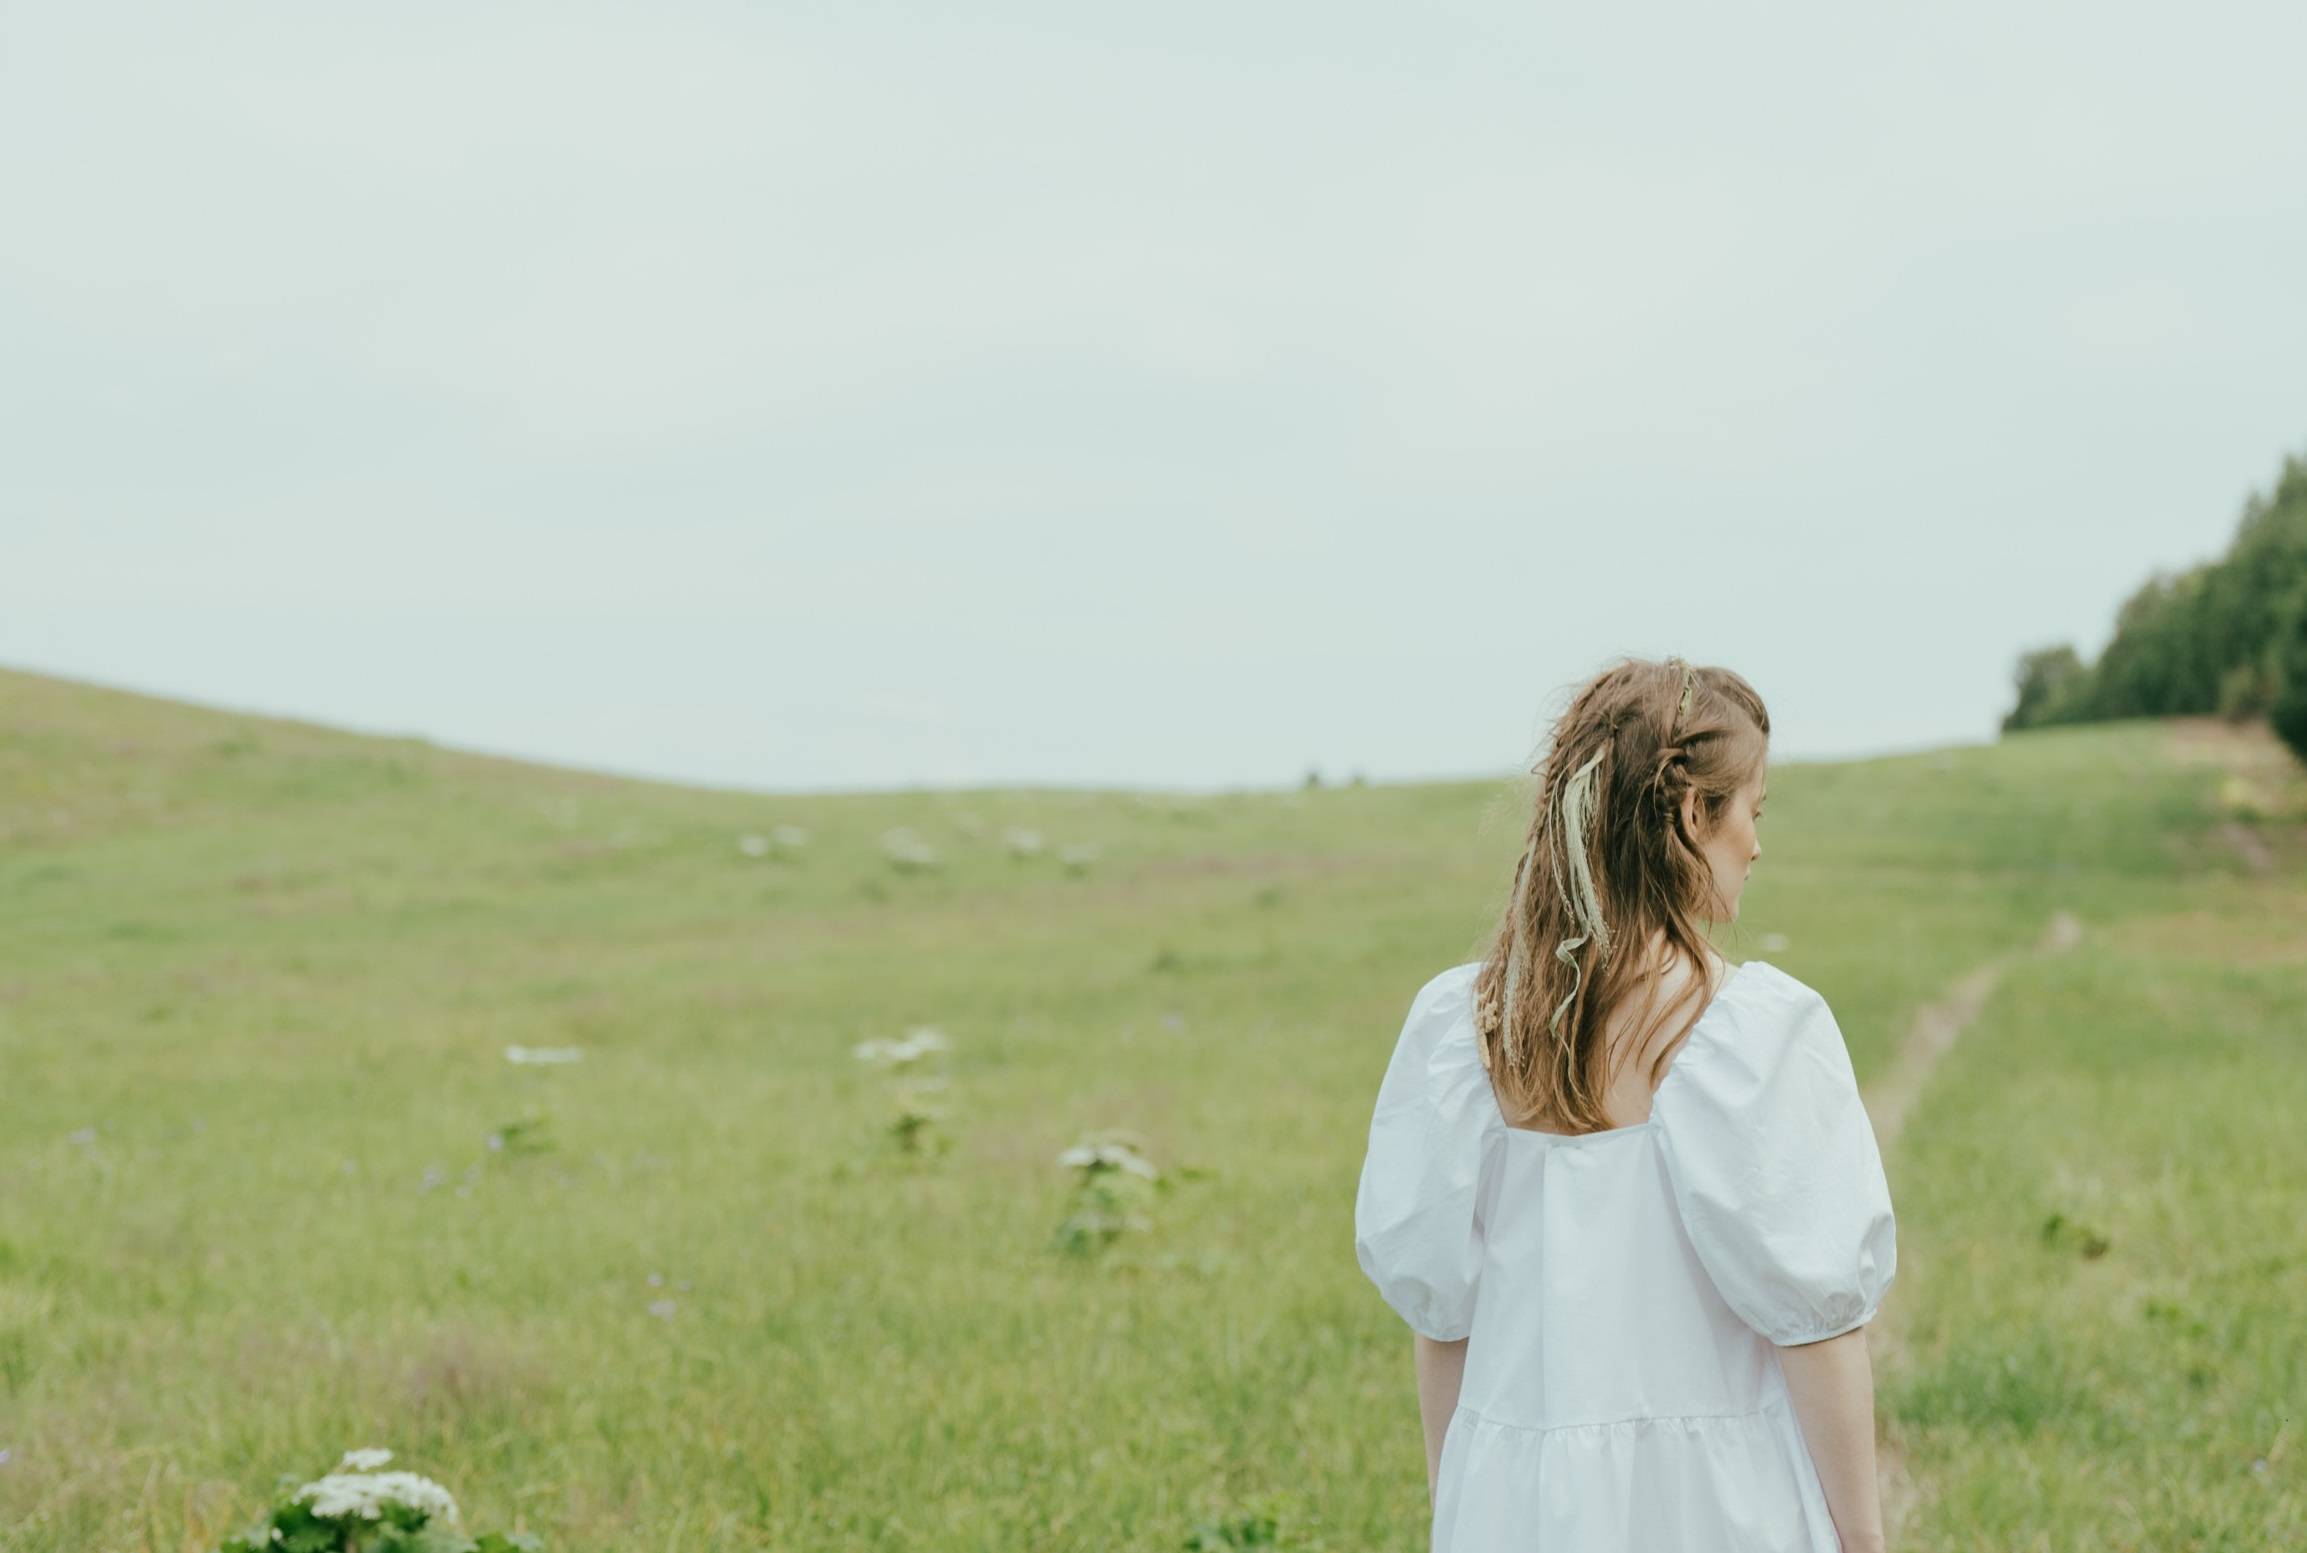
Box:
1;666;2301;1551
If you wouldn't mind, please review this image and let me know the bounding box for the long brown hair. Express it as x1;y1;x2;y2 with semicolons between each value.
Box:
1470;656;1770;1134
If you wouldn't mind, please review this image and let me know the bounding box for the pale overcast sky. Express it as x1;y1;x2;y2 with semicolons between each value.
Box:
6;2;2304;792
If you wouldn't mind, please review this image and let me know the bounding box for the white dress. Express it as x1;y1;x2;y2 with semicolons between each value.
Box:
1353;958;1898;1552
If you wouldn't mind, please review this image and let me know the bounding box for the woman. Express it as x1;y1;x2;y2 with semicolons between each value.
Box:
1353;655;1896;1551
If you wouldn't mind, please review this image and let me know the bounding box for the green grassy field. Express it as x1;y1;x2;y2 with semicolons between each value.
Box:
1;667;2300;1551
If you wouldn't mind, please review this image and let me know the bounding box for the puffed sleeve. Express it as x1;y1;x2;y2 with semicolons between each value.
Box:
1353;966;1506;1342
1652;967;1898;1346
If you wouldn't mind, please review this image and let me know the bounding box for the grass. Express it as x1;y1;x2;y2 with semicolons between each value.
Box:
0;666;2300;1550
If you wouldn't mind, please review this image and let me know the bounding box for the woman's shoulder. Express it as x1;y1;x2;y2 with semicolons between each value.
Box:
1735;959;1838;1025
1713;957;1831;1018
1378;961;1481;1052
1374;961;1506;1131
1666;958;1849;1091
1394;961;1487;1065
1415;959;1486;1007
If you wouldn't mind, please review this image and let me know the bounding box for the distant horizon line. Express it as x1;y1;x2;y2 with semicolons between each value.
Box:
0;656;2016;803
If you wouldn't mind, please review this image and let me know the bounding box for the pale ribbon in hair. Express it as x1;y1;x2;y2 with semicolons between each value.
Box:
1545;744;1614;1038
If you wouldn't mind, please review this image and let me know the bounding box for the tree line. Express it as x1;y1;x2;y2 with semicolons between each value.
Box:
2005;444;2307;762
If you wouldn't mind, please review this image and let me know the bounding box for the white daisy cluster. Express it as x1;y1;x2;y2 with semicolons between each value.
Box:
880;827;940;870
737;824;812;859
1055;1133;1160;1181
504;1045;584;1065
1002;827;1100;871
291;1448;460;1525
852;1026;950;1069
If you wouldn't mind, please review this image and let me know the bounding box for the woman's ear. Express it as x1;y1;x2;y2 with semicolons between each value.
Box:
1680;786;1702;840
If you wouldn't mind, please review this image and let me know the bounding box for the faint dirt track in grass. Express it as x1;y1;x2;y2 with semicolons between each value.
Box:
1867;907;2082;1544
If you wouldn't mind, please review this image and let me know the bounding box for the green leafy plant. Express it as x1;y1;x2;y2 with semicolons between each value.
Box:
484;1109;555;1158
1049;1129;1162;1258
854;1026;956;1156
1184;1511;1279;1548
887;1078;953;1156
2040;1209;2111;1260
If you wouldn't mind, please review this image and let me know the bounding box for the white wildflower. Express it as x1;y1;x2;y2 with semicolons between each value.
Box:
294;1466;460;1525
854;1026;951;1068
1759;932;1791;952
648;1298;677;1318
66;1127;96;1145
1003;827;1045;857
881;827;940;870
1057;843;1100;872
736;832;770;857
505;1045;584;1065
1055;1139;1160;1181
337;1447;393;1471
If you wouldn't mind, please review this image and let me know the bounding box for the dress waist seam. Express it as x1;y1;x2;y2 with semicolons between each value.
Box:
1453;1394;1790;1437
